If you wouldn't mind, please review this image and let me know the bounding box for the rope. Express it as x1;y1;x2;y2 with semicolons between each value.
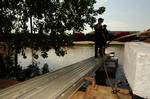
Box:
103;62;121;99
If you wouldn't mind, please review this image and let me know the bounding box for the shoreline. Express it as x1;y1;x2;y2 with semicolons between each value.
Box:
73;41;124;46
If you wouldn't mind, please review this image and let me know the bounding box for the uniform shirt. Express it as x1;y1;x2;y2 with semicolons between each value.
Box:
94;24;105;44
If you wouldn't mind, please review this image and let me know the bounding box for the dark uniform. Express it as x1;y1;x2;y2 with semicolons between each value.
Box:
102;25;109;54
94;24;105;57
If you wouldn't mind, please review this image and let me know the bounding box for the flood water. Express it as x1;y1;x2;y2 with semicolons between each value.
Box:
106;45;124;66
106;45;125;81
18;45;124;71
18;46;95;71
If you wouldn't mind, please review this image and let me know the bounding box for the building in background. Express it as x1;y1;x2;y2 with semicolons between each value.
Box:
73;32;85;41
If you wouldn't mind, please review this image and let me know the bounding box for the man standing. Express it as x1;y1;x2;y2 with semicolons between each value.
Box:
102;24;109;54
94;18;105;58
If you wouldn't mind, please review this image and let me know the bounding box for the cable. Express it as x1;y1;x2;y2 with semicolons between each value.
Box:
103;61;121;99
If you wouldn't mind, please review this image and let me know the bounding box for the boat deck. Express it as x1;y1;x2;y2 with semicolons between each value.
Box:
71;85;132;99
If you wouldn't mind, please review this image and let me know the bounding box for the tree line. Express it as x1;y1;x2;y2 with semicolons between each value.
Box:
0;0;105;80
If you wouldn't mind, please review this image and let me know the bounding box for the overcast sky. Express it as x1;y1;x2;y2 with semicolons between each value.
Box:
83;0;150;33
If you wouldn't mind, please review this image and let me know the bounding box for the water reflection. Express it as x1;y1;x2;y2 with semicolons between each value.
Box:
18;46;94;71
18;45;124;71
106;45;124;66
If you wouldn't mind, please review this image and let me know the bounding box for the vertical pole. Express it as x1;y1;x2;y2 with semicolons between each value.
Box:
30;13;34;65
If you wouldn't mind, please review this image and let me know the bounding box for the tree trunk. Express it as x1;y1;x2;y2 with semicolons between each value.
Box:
30;14;34;65
14;47;18;67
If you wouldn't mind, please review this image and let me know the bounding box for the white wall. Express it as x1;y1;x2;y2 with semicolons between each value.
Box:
124;42;150;98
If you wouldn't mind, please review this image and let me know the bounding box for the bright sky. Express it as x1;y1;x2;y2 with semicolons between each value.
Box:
83;0;150;33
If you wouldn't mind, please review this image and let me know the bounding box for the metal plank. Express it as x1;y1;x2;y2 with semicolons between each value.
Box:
0;56;107;99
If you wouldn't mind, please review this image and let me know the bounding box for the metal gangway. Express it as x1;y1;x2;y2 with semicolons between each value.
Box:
0;56;107;99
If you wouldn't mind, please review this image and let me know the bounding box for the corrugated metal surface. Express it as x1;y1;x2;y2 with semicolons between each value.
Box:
0;56;106;99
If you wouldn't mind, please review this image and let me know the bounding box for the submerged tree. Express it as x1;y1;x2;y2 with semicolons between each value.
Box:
0;0;105;76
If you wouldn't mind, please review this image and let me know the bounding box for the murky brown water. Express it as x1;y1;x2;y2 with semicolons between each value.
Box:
106;45;124;66
18;46;95;71
18;45;124;71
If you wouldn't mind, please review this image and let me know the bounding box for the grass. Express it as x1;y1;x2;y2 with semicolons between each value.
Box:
73;44;94;47
108;44;124;48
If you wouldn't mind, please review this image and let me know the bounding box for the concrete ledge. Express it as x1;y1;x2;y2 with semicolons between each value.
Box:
124;42;150;98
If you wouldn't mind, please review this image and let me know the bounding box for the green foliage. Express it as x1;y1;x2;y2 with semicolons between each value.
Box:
85;33;94;41
0;0;105;50
55;47;66;56
0;55;14;76
6;65;25;81
24;64;40;78
0;0;105;34
0;0;105;77
5;63;50;81
42;63;49;74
